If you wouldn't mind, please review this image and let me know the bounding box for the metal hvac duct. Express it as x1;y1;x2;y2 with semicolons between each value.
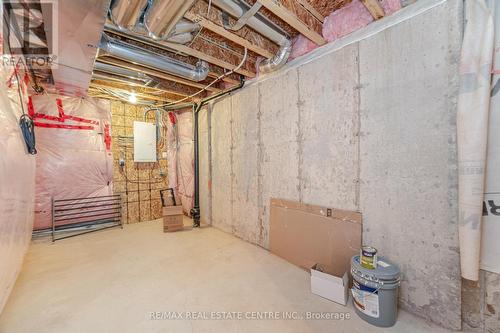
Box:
210;0;292;73
93;71;155;87
110;0;149;31
94;61;155;84
99;34;209;82
144;0;197;40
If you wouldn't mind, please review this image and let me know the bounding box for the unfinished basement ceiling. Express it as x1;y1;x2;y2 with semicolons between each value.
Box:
86;0;389;105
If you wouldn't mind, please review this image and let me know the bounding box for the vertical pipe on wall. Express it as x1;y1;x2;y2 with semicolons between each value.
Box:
192;103;201;227
191;76;245;227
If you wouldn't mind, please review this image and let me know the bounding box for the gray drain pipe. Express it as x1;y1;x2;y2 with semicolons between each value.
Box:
190;75;246;227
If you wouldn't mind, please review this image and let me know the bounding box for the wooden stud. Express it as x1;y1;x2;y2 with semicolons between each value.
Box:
360;0;385;20
258;0;326;45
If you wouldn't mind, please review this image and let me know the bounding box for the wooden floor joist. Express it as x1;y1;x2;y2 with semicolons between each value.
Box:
258;0;326;45
90;81;179;102
361;0;385;20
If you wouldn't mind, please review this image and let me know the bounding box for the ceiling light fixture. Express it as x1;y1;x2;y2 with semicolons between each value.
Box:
129;92;137;104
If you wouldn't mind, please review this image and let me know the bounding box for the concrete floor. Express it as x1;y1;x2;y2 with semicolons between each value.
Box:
0;219;454;333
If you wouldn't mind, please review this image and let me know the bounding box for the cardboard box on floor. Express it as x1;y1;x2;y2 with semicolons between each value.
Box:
163;206;183;232
311;264;349;305
269;198;362;305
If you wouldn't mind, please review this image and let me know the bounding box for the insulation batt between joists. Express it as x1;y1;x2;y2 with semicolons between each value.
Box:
289;0;401;61
323;0;401;42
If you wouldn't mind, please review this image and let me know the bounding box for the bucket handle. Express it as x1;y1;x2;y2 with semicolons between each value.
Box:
351;267;401;288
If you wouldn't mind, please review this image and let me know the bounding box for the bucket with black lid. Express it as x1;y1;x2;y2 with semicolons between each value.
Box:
350;255;401;327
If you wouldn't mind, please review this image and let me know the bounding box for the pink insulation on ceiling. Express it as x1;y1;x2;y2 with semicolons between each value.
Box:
289;34;319;61
166;109;194;215
31;95;113;230
0;66;36;314
289;0;401;60
323;0;402;42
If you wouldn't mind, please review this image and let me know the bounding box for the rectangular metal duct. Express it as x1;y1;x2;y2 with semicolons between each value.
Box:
41;0;110;97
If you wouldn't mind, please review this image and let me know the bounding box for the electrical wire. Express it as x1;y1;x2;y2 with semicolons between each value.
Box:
163;46;248;107
12;60;37;154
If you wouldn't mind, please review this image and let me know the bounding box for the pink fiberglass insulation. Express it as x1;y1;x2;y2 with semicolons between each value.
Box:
0;66;36;313
32;95;113;230
289;34;319;61
166;110;194;215
323;0;401;42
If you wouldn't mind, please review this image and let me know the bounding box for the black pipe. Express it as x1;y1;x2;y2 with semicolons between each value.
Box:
191;75;246;227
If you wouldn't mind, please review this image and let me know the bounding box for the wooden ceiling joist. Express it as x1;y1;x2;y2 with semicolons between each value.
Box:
360;0;385;20
90;81;178;102
257;0;326;45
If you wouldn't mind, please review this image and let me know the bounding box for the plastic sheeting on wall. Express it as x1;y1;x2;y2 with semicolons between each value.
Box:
31;95;113;230
458;0;494;281
481;0;500;275
0;67;36;313
166;109;194;215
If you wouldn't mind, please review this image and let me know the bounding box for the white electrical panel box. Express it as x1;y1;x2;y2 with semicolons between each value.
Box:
133;121;157;162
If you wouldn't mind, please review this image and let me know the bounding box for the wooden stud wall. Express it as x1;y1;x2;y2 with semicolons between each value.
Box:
111;101;167;224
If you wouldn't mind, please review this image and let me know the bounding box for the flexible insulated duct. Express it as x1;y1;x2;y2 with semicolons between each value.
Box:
144;0;197;40
110;0;149;31
210;0;291;73
99;34;209;82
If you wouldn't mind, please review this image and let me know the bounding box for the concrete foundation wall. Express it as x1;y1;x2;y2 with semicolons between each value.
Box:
200;0;463;329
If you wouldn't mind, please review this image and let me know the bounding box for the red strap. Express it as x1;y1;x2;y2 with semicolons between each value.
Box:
65;115;100;125
6;63;20;88
168;112;177;125
30;98;100;126
104;124;111;150
34;113;65;122
34;122;94;130
56;98;64;118
27;96;35;117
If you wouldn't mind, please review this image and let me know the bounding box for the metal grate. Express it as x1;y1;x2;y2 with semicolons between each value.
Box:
51;195;123;242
